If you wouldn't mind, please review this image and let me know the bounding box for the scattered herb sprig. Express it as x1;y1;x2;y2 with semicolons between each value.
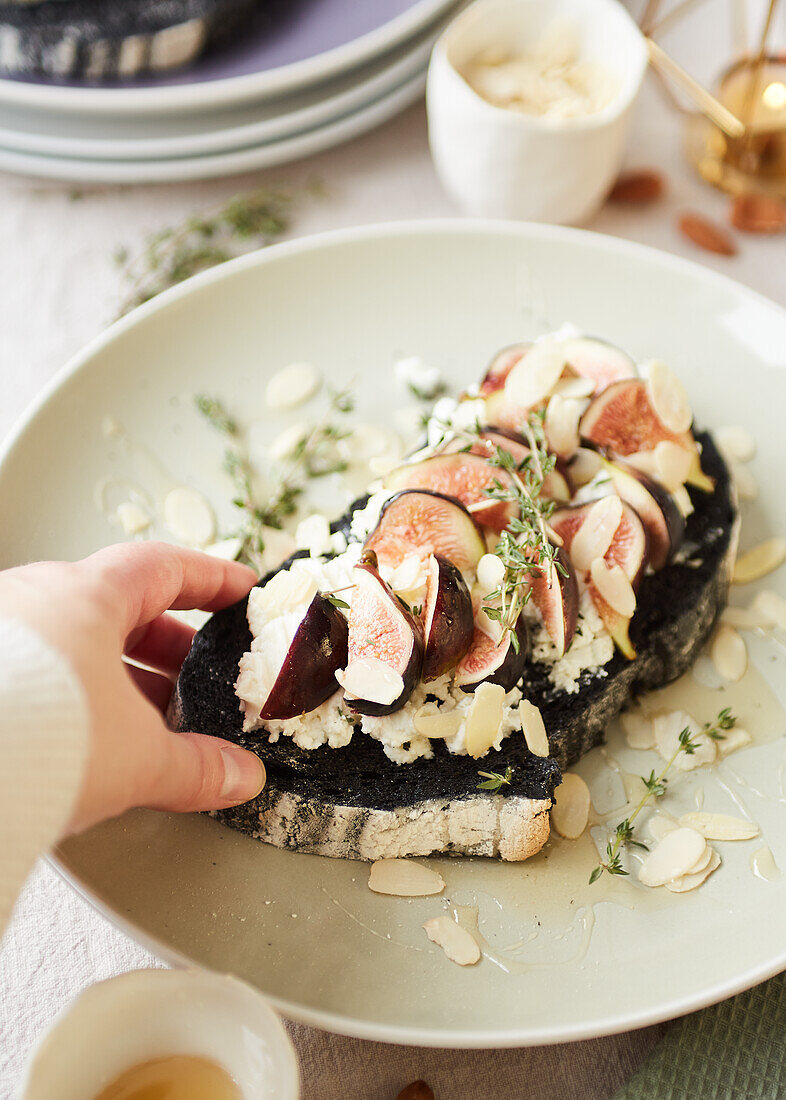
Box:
196;387;353;572
114;183;319;316
477;766;514;792
589;707;737;884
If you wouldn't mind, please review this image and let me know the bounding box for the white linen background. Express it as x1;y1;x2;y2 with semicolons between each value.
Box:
1;63;784;1100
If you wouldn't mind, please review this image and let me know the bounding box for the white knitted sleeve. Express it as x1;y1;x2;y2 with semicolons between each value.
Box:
0;619;90;936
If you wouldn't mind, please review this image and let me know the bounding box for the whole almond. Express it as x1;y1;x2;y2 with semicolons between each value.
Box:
678;212;737;256
730;194;786;234
396;1081;435;1100
609;170;665;204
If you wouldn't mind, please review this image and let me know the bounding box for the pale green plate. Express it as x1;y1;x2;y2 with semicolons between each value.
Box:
1;223;785;1047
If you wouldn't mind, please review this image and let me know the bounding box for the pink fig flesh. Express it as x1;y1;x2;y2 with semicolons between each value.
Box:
384;453;517;534
342;557;423;716
549;500;649;589
364;490;486;574
442;427;571;502
579;378;693;456
260;594;349;721
561;336;637;394
479;343;529;395
527;546;579;658
455;615;529;693
604;459;684;571
421;555;474;680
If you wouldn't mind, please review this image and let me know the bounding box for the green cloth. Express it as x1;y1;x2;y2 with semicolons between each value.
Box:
615;972;786;1099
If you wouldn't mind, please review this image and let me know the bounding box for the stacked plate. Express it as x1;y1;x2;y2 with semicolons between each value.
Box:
0;0;461;183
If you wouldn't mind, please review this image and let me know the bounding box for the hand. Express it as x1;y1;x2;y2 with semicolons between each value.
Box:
0;542;265;833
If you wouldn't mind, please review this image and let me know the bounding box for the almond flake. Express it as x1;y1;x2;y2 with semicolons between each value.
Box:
718;727;752;756
590;557;636;617
684;843;714;875
665;848;721;892
609;169;665;204
552;375;596;399
545;393;582;457
621;709;655;749
476;552;506;593
678;212;737;256
504;340;567;408
550;773;591;839
368;859;445;897
678;812;759;841
413;706;462;740
730;459;758;501
336;659;404;706
163;487;216;547
571;495;623;572
710;623;747;682
464;682;505;758
647;812;680;844
638;827;707;887
568;448;604;487
647;361;692;434
672;485;694;519
715;425;756;463
654;441;693;491
519;698;549;757
733;538;786;584
752;589;786;630
653;711;716;770
423;916;481;966
265;361;321;410
721;605;773;630
730;193;786;234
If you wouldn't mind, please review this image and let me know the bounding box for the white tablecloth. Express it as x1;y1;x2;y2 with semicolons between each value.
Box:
0;75;784;1099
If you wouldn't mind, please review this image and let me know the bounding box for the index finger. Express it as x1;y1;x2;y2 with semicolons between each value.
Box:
82;540;258;633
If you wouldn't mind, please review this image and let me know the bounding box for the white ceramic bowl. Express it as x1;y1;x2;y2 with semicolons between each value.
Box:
17;969;300;1100
426;0;648;223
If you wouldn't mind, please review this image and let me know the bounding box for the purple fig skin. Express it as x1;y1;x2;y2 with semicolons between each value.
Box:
456;615;529;693
344;559;424;718
383;453;517;534
530;546;579;658
605;459;685;571
422;555;474;681
364;489;486;576
260;594;349;721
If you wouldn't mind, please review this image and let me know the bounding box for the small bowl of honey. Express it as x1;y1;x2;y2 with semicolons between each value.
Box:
17;968;300;1100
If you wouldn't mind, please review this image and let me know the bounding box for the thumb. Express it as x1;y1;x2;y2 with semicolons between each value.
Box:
145;730;266;814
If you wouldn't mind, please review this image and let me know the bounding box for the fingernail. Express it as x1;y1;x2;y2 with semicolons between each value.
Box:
220;747;266;803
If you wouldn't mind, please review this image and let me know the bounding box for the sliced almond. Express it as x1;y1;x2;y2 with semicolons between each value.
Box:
568;448;604;487
653;441;693;491
625;450;659;479
504;340;566;409
638;827;707;887
368;859;445;897
423;916;481;966
464;682;505;758
621;709;655;749
672;485;695;519
476;552;506;593
590;558;636;617
715;424;756;463
163;487;216;548
647;361;692;435
752;589;786;630
665;848;721;892
519;698;549;757
653;711;716;770
550;773;591;839
710;623;747;682
647;812;680;844
730;459;758;501
721;605;773;630
733;538;786;584
718;727;752;756
684;843;714;876
571;495;623;572
544;394;582;457
678;212;737;256
335;659;404;706
413;706;462;740
552;375;595;399
265;361;321;410
389;553;427;593
678;812;759;841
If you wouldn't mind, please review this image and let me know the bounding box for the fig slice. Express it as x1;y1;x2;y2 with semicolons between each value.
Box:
603;458;684;571
527;547;579;658
421;555;474;680
454;615;528;693
338;552;423;716
384;453;517;534
550;500;648;588
479;343;529;395
442;427;571;502
364;490;487;575
560;336;638;394
236;592;349;725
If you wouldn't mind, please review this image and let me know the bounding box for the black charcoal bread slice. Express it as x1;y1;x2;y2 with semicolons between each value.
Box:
169;433;736;861
0;0;256;78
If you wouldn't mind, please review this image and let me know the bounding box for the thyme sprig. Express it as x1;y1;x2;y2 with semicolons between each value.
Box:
589;708;737;884
114;183;318;316
477;766;514;791
196;387;353;572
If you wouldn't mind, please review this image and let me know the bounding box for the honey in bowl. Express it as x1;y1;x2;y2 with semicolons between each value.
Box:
93;1055;242;1100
